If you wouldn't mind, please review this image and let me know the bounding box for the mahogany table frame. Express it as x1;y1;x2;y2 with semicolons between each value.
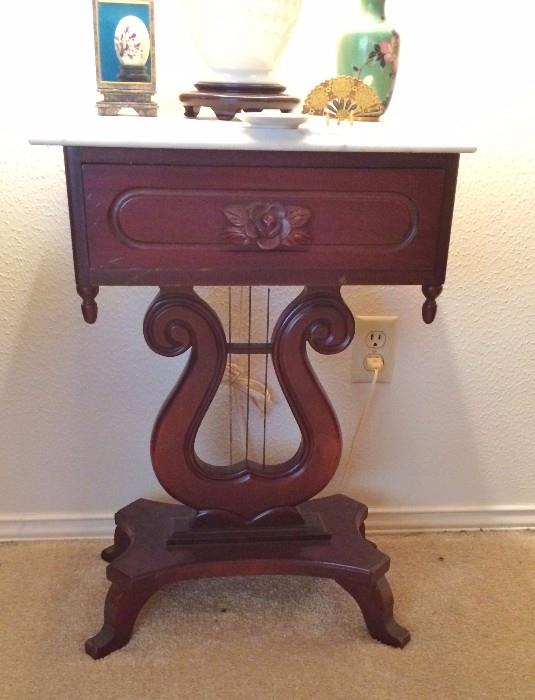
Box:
63;145;460;658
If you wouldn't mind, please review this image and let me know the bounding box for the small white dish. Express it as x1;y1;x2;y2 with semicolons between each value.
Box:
238;113;309;129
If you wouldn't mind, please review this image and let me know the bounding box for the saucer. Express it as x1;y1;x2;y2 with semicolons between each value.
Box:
238;113;308;129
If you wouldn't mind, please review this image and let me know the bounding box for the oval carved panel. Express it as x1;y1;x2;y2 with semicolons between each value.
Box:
106;188;416;249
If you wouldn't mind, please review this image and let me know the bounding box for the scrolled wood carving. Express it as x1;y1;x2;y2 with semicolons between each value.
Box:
269;286;355;505
223;202;311;249
144;286;354;522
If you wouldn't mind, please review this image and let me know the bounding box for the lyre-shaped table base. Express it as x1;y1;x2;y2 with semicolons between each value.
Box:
86;494;410;658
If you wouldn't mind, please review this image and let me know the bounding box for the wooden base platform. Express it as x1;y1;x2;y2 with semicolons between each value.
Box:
86;494;410;659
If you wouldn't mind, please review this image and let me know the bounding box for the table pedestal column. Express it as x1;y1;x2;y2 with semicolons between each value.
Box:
86;286;410;658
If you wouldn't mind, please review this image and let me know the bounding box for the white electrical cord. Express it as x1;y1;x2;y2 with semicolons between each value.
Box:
223;360;273;413
336;359;383;492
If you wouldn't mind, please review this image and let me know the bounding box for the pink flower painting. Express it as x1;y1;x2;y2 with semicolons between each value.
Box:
353;30;400;81
117;26;142;61
378;31;400;75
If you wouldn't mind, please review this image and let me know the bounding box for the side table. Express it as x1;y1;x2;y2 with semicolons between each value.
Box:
33;119;473;658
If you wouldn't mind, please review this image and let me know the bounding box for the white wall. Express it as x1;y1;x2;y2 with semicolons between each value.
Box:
1;0;534;534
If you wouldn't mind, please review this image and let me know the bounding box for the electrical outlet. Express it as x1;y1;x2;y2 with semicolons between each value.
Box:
366;330;386;349
351;316;398;383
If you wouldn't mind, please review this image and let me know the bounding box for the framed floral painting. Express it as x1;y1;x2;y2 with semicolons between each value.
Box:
92;0;157;116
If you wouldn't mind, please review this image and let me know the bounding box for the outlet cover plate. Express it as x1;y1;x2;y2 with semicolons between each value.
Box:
352;315;398;383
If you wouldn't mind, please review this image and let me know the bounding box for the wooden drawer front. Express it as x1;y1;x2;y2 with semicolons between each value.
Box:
82;164;446;284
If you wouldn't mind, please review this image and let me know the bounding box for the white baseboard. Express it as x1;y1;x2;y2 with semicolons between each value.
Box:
367;504;535;533
0;513;115;541
0;505;534;541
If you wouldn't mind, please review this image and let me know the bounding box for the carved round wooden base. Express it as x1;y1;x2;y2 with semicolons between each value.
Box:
179;83;300;121
86;495;410;659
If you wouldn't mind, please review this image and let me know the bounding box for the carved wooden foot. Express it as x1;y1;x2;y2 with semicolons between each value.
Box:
336;574;410;648
184;106;200;119
214;110;238;121
85;581;155;659
101;524;131;563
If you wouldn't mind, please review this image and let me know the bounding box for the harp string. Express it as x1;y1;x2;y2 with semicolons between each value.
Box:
262;288;271;470
228;286;233;466
224;286;273;468
245;286;252;465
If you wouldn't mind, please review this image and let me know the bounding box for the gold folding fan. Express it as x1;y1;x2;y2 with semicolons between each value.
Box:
303;76;384;123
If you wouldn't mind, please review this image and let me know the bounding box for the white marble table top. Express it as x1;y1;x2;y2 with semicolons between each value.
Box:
29;113;476;154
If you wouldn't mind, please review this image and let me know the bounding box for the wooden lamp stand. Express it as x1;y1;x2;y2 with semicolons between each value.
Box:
180;82;300;121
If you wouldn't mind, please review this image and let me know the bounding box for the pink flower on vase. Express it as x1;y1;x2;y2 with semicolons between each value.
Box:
379;31;399;74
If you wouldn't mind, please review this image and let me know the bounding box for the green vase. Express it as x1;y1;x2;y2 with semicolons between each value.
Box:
337;0;400;114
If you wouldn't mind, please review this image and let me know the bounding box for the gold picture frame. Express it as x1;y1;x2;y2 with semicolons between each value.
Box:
92;0;157;116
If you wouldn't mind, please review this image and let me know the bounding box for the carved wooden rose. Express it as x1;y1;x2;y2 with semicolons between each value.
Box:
223;202;311;250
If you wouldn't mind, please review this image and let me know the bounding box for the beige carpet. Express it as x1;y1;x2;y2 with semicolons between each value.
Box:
1;531;534;700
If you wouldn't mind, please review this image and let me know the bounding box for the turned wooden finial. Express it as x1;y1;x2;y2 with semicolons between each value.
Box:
421;285;443;324
77;285;99;324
